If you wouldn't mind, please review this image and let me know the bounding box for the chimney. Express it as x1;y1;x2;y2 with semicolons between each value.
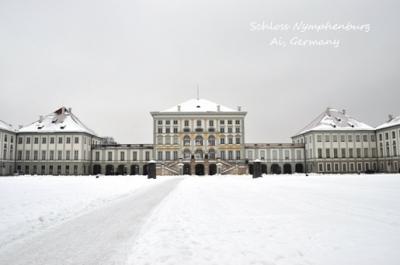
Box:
217;105;221;111
388;114;394;121
237;106;242;111
177;105;181;111
39;115;43;122
68;107;72;113
342;109;346;115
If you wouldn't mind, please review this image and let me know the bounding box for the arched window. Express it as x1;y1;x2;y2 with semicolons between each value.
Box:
195;149;203;159
195;136;203;146
183;135;191;146
183;149;191;159
208;148;216;159
208;135;216;146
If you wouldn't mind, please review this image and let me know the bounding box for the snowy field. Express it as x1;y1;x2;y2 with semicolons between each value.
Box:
127;174;400;265
1;174;400;265
0;175;172;248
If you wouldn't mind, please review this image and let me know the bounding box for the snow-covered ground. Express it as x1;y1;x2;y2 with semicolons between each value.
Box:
0;175;171;248
1;174;400;265
128;174;400;265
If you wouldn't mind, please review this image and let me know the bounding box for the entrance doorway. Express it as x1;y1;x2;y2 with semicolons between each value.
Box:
195;164;205;176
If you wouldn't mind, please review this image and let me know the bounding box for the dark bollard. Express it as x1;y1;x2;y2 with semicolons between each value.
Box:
147;160;157;179
253;159;262;178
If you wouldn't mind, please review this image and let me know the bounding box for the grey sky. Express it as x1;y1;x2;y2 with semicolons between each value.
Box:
0;0;399;143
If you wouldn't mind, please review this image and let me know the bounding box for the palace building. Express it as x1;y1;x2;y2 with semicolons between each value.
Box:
0;99;399;176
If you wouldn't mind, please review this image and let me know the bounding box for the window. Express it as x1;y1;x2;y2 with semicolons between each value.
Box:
158;120;163;125
145;151;150;161
173;127;178;133
364;148;369;158
166;120;170;125
34;137;38;144
371;135;376;142
42;137;46;144
166;128;170;133
236;137;240;144
50;150;54;160
385;133;389;140
228;127;233;133
173;120;178;125
228;120;232;125
220;138;225;144
318;148;322;158
356;148;361;158
317;135;322;142
120;151;125;161
325;135;330;142
173;136;179;145
26;150;30;160
356;135;360;142
363;135;368;142
66;150;70;160
220;151;226;159
235;120;240;125
348;135;353;142
108;151;112;161
132;151;137;161
220;127;225;133
340;135;345;142
326;149;330;158
334;148;338;158
196;120;201;127
165;136;171;145
209;120;214;127
157;135;163;145
208;136;215;146
50;137;55;144
165;151;171;160
184;120;189;127
34;150;38;160
58;151;62;160
173;151;178;160
284;150;290;160
235;127;240;133
220;120;225;125
158;128;163;133
349;148;353;158
333;135;337;142
74;137;79;144
158;151;163;160
228;151;233;160
17;150;22;160
236;151;241;160
26;137;31;144
379;134;382;141
66;137;71;144
42;151;46;160
18;137;22;144
228;137;233;145
183;135;190;146
58;137;63;144
95;151;100;161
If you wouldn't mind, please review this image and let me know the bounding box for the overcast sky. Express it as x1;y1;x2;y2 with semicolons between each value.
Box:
0;0;399;143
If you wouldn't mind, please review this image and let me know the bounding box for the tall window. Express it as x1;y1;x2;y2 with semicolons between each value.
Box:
183;135;190;146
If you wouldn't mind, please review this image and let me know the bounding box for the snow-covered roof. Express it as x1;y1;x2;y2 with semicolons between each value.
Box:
376;115;400;130
18;107;97;136
160;98;239;113
294;108;374;136
0;120;15;133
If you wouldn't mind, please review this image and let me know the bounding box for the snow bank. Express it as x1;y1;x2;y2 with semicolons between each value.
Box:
0;175;170;248
128;174;400;265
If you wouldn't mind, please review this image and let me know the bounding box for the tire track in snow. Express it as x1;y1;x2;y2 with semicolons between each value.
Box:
0;177;183;265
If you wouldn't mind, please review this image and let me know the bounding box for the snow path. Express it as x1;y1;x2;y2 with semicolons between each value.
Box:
0;177;183;265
